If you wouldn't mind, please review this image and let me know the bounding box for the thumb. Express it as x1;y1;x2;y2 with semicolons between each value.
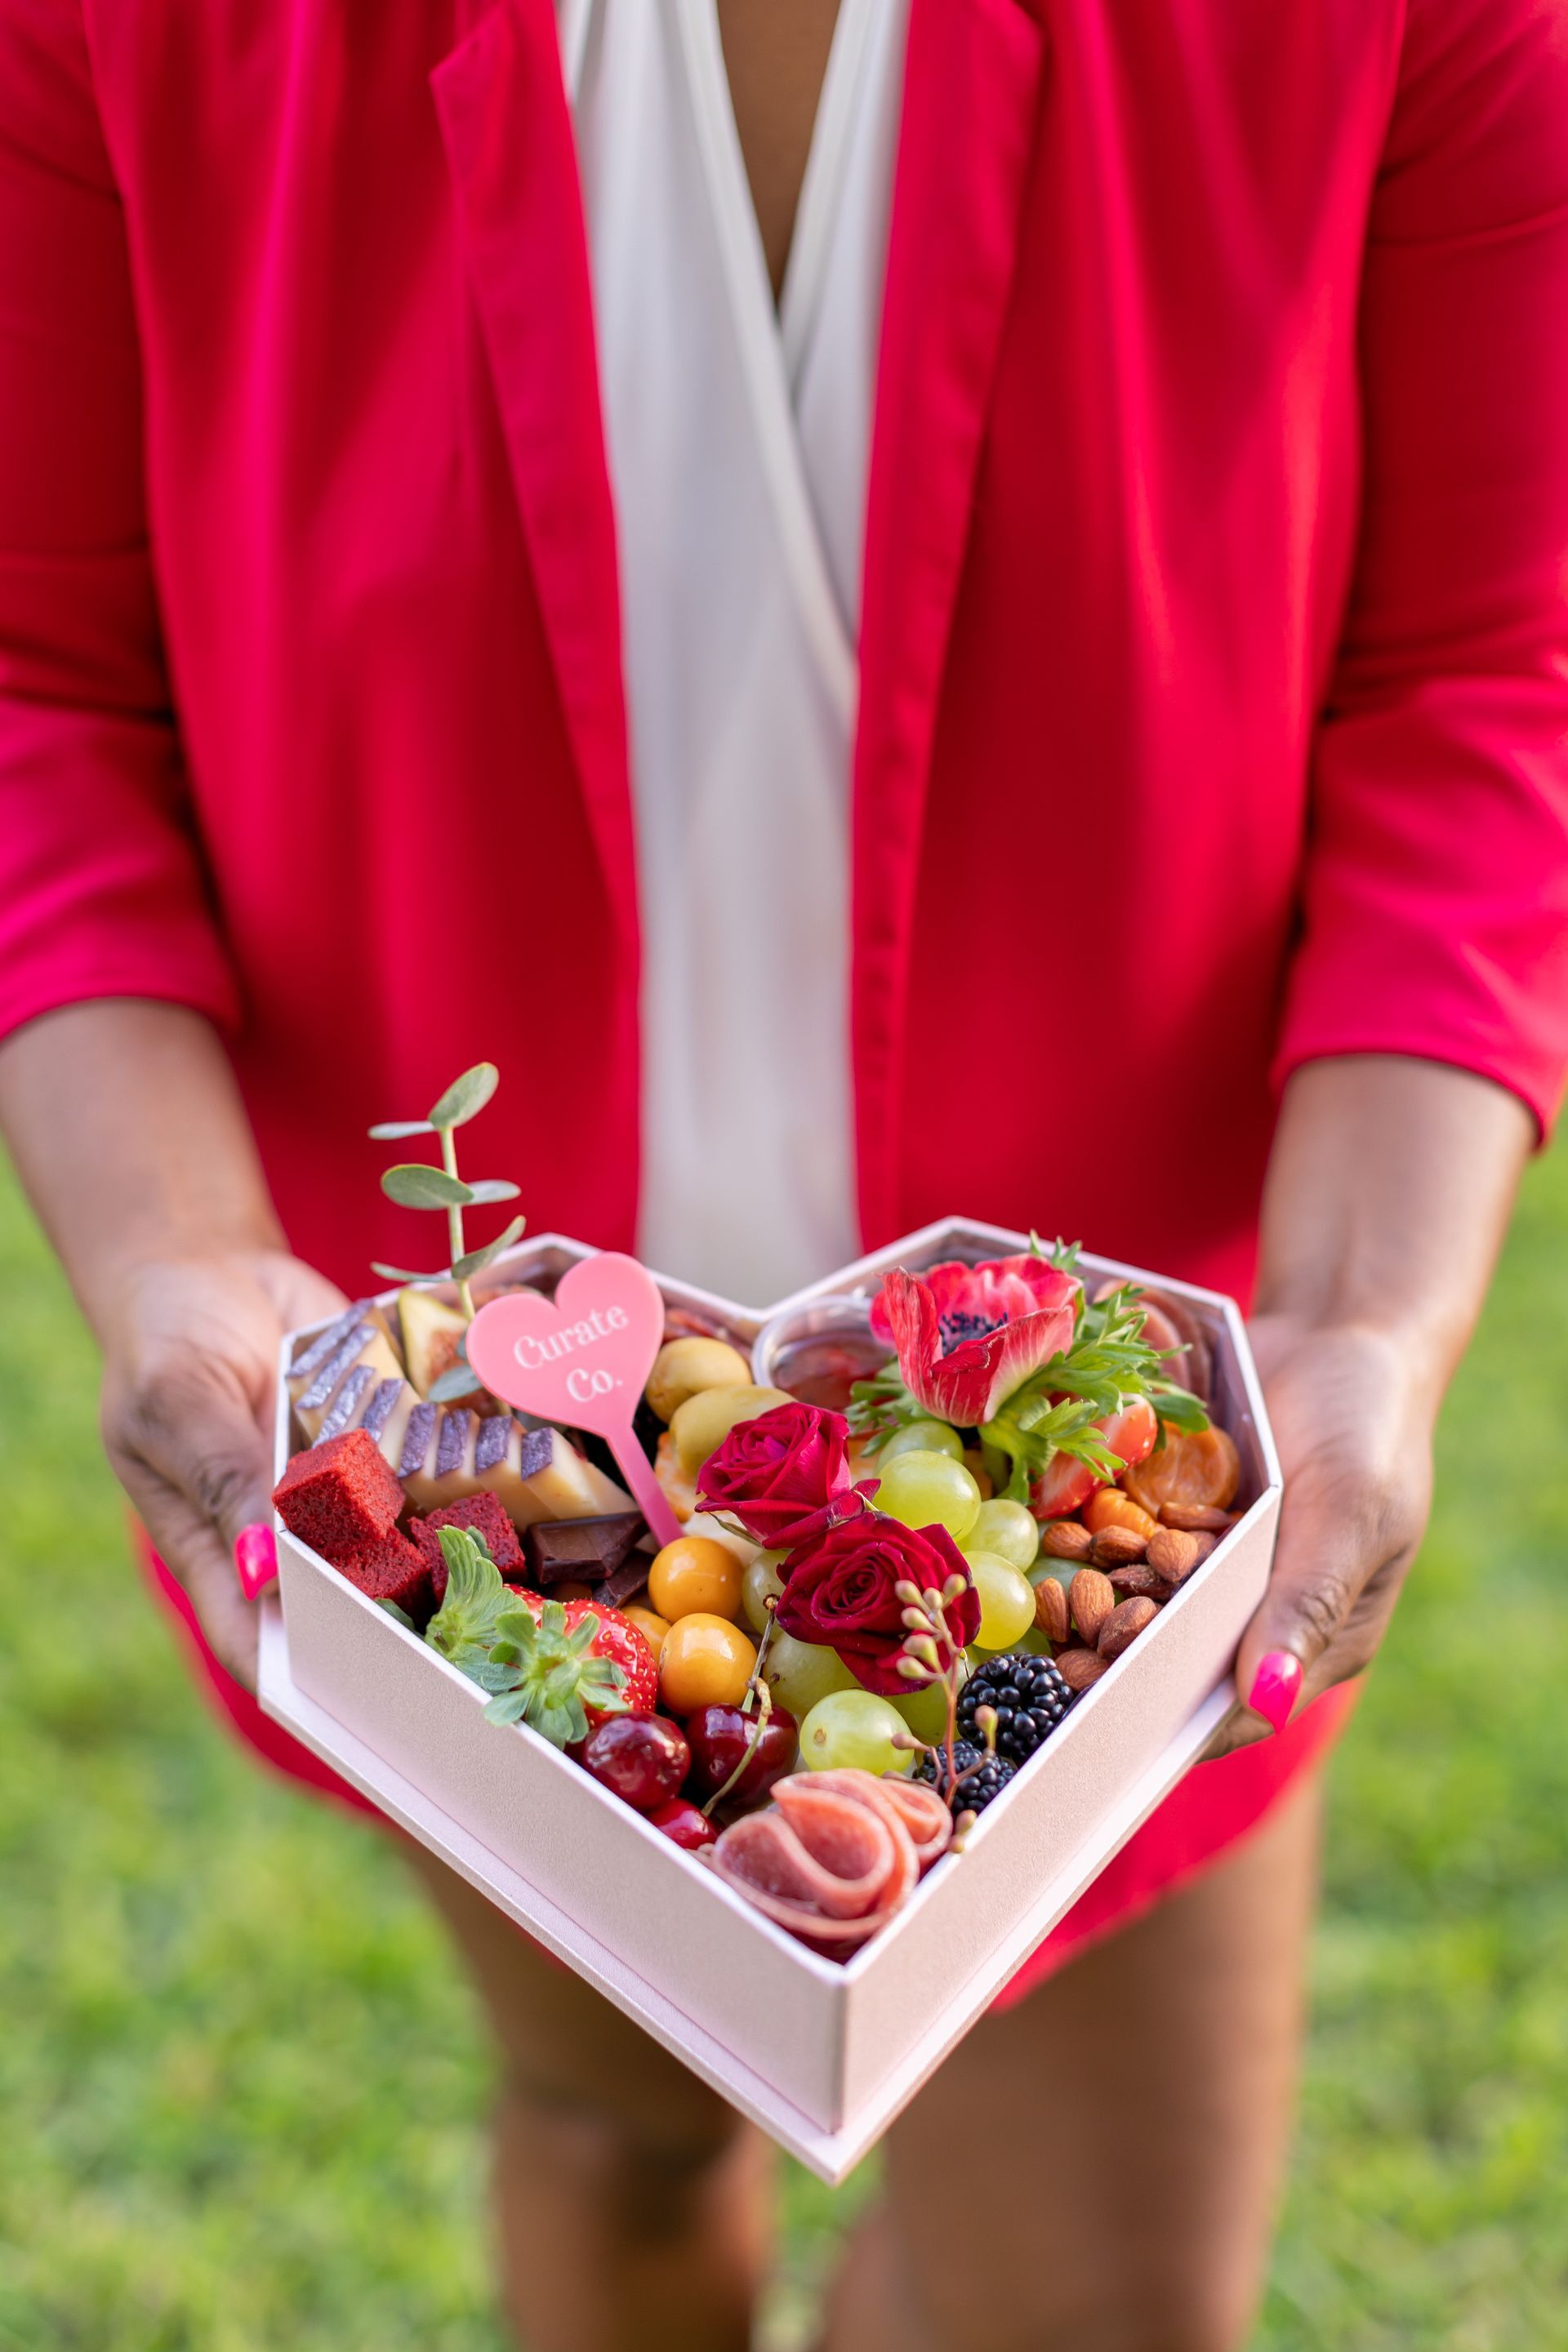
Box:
105;1356;278;1690
1232;1440;1418;1734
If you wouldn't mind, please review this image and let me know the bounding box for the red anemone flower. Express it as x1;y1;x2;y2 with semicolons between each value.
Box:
871;1256;1080;1429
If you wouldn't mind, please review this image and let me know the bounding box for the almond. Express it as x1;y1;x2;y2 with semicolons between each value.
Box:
1188;1530;1219;1566
1054;1646;1109;1692
1033;1575;1071;1646
1082;1489;1160;1543
1089;1524;1147;1568
1068;1566;1116;1646
1098;1594;1158;1659
1040;1520;1093;1561
1159;1501;1233;1534
1107;1562;1173;1601
1145;1527;1202;1585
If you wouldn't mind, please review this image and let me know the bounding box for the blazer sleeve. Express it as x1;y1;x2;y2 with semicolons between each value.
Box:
1275;0;1568;1131
0;2;238;1045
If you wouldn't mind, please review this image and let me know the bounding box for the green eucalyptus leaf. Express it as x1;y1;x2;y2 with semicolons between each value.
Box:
369;1262;451;1285
428;1063;500;1130
427;1362;484;1405
368;1119;436;1140
464;1178;522;1206
452;1216;527;1281
381;1162;474;1210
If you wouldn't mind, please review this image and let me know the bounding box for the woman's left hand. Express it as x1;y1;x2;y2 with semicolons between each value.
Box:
1204;1313;1436;1755
1200;1056;1533;1759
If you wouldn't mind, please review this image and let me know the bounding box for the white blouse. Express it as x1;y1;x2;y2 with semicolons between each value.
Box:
562;0;909;1306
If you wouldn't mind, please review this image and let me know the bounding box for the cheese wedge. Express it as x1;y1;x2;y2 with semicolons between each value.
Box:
291;1314;404;1441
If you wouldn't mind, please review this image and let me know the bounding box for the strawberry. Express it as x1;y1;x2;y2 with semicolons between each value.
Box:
488;1592;658;1742
560;1598;659;1720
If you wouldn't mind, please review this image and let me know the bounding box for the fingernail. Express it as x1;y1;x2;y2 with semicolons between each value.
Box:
1246;1650;1303;1733
234;1523;278;1601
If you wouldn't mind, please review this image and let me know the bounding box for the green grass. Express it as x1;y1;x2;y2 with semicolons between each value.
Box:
1;1147;1565;2349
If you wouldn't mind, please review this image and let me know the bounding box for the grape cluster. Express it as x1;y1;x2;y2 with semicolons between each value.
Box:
958;1653;1076;1764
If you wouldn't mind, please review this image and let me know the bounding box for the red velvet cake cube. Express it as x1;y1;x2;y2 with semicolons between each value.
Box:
411;1490;525;1603
336;1529;434;1619
272;1428;404;1562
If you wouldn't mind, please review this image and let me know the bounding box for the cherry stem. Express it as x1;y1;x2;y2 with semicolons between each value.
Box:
700;1677;774;1820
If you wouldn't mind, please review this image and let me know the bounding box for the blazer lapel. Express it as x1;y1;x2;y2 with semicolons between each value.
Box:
853;0;1048;1242
431;0;636;938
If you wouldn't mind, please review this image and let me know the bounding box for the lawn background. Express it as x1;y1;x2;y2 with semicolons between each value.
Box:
2;1143;1565;2350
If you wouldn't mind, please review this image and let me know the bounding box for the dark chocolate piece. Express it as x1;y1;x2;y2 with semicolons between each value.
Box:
523;1512;648;1588
361;1377;403;1441
399;1400;438;1479
596;1556;653;1612
436;1408;474;1478
297;1322;374;1415
317;1361;376;1444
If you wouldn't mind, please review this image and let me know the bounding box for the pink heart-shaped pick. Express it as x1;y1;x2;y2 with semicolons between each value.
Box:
466;1254;681;1547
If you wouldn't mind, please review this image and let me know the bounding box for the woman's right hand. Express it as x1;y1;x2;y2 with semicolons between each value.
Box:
99;1250;349;1690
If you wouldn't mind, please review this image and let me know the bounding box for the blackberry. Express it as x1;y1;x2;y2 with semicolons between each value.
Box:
958;1652;1076;1765
915;1740;1018;1818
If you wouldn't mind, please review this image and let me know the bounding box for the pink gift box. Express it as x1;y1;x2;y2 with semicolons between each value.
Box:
261;1218;1280;2182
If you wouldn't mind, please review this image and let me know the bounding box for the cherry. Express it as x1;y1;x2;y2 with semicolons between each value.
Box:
580;1713;690;1813
684;1703;798;1803
647;1798;718;1852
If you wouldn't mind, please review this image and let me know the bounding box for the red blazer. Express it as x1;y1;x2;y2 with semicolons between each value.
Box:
3;0;1568;1306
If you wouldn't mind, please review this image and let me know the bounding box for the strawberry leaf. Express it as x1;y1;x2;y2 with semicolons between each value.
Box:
480;1601;629;1747
425;1529;512;1680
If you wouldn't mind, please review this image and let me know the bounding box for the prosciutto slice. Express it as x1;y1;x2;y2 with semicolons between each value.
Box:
710;1768;953;1955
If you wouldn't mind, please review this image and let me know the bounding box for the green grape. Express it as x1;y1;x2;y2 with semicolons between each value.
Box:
741;1551;786;1635
763;1632;859;1719
875;1450;982;1543
964;1497;1040;1572
893;1656;969;1744
966;1551;1037;1650
799;1689;915;1776
878;1419;965;1465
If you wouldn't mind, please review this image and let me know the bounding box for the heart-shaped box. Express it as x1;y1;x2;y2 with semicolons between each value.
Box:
261;1220;1280;2181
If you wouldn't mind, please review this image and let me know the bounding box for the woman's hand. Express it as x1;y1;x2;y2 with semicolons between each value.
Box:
1206;1315;1436;1756
1205;1057;1532;1757
0;1002;348;1693
99;1250;348;1690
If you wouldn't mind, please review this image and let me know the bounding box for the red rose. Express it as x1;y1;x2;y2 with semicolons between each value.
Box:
697;1401;860;1546
775;1514;980;1698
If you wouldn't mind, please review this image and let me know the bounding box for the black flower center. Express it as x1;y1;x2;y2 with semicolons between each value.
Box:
937;1307;1006;1354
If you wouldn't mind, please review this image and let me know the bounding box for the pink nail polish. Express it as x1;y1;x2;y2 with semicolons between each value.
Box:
1246;1650;1302;1733
234;1522;278;1601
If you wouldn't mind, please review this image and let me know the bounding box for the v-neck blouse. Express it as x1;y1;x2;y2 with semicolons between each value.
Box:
563;0;909;1305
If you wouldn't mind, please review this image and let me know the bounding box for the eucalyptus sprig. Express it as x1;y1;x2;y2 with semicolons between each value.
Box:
368;1062;525;1396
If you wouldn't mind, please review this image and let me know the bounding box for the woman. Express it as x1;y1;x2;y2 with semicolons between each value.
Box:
2;2;1566;2345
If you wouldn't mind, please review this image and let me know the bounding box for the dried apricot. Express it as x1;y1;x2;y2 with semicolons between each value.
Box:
1083;1489;1159;1542
1123;1423;1240;1515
